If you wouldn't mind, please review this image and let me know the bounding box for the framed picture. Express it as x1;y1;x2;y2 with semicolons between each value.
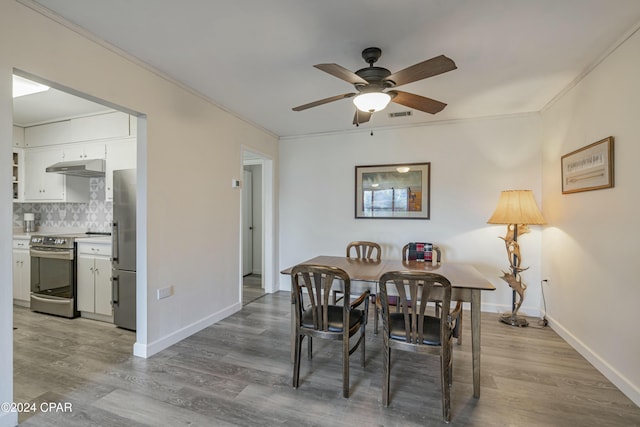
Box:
561;137;614;194
355;162;430;219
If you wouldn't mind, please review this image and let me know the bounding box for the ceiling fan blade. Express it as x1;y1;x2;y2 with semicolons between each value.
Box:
292;93;356;111
386;55;457;87
353;110;372;126
314;63;369;85
389;90;447;114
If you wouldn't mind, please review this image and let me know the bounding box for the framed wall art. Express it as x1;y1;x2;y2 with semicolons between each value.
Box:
561;136;614;194
355;162;430;219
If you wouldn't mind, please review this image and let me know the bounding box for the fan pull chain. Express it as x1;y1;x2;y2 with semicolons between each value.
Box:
370;112;374;136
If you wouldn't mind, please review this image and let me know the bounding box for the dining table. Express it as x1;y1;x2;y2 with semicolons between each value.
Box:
281;255;495;398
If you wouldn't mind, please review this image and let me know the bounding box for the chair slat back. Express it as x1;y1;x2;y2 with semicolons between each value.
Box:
292;264;350;332
346;241;381;261
379;271;452;345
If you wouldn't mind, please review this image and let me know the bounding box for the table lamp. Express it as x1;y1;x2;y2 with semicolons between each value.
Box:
487;190;546;327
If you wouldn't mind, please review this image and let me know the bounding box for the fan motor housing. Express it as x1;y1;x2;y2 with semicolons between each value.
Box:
355;66;394;87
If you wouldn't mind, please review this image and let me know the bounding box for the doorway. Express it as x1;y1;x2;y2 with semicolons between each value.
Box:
241;149;274;305
11;71;145;349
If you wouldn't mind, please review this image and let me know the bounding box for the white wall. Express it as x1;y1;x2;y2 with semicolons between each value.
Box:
279;114;544;316
0;3;278;425
540;27;640;405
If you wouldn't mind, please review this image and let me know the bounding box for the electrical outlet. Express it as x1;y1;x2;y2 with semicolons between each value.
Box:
157;286;173;300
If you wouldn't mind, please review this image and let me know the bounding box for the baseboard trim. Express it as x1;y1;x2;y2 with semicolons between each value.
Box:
133;302;242;358
548;315;640;407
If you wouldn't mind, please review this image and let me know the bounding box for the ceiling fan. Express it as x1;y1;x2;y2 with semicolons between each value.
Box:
292;47;457;126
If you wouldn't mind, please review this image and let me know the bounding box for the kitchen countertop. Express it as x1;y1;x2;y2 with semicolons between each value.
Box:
12;229;111;244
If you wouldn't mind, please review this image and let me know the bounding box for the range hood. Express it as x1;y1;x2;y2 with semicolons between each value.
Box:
46;159;106;177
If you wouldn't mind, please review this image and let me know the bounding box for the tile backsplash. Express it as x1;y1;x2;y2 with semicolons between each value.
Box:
13;177;112;233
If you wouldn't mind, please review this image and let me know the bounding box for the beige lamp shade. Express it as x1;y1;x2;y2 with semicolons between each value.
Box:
487;190;546;225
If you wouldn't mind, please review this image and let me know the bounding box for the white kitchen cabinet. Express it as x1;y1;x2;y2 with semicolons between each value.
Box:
13;125;25;147
12;149;23;201
77;241;113;320
24;112;131;148
12;238;31;307
61;141;106;161
105;137;136;201
20;113;135;202
24;147;64;200
24;120;71;147
24;147;89;202
70;111;130;142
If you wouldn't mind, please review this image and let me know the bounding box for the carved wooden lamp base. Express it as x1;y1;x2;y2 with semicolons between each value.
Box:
487;190;546;330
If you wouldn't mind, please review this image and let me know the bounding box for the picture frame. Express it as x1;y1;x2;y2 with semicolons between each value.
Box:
355;162;430;219
561;137;614;194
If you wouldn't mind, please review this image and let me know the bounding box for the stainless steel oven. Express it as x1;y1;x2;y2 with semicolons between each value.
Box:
30;235;79;318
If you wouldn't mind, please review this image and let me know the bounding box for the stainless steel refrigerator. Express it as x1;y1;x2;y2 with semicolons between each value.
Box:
112;169;136;331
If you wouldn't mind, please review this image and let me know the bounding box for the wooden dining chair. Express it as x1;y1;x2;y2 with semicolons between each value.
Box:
347;241;382;261
401;242;441;264
332;241;381;332
401;242;462;345
291;264;370;398
378;271;462;422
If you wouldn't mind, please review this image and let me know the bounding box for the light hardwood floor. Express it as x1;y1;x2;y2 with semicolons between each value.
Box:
242;274;264;306
13;293;640;426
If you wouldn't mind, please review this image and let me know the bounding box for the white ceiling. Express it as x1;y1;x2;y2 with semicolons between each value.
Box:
16;0;640;137
13;85;113;127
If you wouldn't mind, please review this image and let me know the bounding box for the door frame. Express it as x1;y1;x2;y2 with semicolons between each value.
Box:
241;148;275;296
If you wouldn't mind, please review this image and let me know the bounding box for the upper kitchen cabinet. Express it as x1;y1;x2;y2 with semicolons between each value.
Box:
12;149;22;201
69;111;131;142
23;120;71;147
13;126;25;147
24;111;133;147
13;127;25;201
24;147;89;203
105;137;136;201
18;111;136;202
62;141;106;161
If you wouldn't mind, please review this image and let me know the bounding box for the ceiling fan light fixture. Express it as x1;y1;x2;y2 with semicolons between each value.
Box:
353;92;391;113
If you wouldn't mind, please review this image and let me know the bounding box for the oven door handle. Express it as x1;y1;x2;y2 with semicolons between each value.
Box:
30;248;74;260
31;294;71;304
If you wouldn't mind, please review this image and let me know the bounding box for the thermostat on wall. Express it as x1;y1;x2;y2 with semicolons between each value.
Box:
231;179;241;188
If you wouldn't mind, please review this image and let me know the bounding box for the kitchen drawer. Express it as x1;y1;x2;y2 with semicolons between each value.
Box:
77;242;111;257
13;239;30;250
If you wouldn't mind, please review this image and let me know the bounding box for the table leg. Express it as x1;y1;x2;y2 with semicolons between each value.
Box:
471;289;481;398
